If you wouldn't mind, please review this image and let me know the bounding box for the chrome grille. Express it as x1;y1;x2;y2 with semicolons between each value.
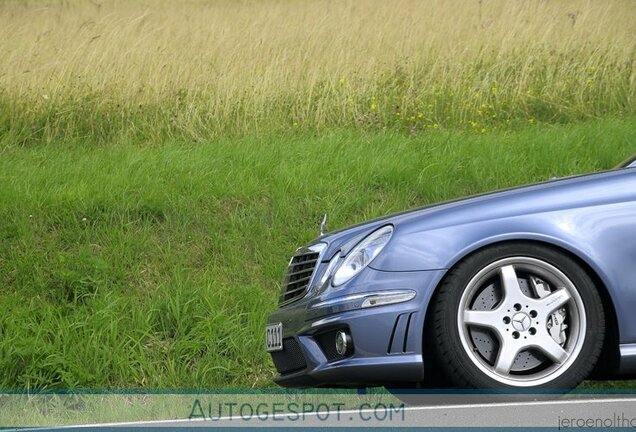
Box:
279;243;326;306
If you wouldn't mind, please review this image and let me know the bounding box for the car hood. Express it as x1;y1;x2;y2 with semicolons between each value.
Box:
314;168;635;261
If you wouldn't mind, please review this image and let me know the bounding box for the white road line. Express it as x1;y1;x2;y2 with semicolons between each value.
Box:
398;396;636;411
13;396;636;430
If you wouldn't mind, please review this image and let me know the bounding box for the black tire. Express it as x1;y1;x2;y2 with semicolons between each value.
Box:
429;242;605;390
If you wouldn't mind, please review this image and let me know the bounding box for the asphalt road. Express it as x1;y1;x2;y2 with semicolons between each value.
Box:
21;394;636;429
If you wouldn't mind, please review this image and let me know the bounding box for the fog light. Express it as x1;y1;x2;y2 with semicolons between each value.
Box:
335;330;352;356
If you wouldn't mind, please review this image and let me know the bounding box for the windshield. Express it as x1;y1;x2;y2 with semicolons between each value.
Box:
617;154;636;168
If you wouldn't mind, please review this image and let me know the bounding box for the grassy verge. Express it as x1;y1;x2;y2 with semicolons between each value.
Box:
1;116;635;389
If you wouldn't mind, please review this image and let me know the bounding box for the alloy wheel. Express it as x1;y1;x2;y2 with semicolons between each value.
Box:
456;256;586;387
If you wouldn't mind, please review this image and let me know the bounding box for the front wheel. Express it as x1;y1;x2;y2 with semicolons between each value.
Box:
430;243;605;389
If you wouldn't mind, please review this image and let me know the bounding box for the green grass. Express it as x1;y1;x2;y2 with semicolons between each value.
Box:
1;116;635;389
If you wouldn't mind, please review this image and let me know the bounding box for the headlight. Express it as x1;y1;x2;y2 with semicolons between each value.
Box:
332;225;393;286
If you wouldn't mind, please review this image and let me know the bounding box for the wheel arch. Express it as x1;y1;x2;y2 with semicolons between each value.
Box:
422;238;620;383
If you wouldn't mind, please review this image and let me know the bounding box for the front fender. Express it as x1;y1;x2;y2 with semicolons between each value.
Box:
371;203;636;342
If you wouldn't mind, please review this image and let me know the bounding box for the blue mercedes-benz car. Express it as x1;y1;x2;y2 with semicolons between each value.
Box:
266;155;636;389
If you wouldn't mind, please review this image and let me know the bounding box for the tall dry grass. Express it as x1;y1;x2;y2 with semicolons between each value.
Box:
0;0;634;143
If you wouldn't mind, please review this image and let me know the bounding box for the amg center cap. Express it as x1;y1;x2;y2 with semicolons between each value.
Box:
512;312;531;332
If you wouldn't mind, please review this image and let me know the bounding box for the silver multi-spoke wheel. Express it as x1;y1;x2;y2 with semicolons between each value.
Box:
457;257;586;387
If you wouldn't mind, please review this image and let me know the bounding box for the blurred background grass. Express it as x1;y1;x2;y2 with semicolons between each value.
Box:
0;0;635;389
0;0;634;144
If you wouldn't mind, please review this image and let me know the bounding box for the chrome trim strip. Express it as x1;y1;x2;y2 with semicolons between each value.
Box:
618;343;636;376
619;343;636;358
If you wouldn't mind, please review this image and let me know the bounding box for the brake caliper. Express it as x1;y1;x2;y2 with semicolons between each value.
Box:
547;308;568;345
530;276;568;346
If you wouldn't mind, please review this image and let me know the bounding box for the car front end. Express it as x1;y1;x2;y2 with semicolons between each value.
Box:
266;223;446;388
266;167;636;390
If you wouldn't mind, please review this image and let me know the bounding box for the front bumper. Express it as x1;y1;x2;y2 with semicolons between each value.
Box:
267;268;446;387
